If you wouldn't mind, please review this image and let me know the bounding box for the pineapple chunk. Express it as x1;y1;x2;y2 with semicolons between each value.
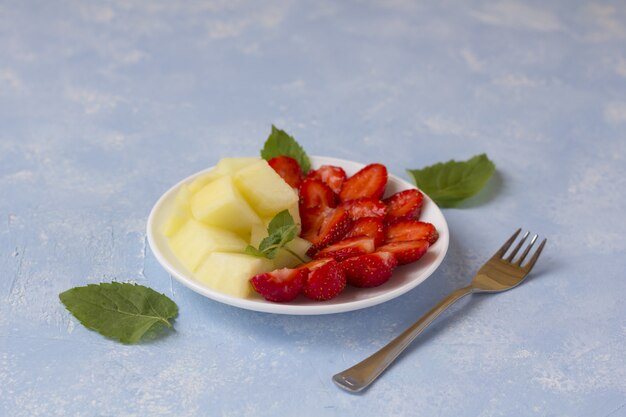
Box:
215;157;260;175
195;252;273;298
169;219;247;272
273;237;312;268
190;175;261;235
163;185;192;237
233;160;299;217
188;170;222;194
249;222;267;247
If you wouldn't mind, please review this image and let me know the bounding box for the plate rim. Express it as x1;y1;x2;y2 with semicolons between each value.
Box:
147;155;449;315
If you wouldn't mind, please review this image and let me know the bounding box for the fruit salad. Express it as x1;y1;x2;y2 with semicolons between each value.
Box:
249;157;438;302
163;154;439;303
163;157;312;299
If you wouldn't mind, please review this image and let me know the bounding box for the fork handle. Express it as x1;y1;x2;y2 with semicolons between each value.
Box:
333;286;474;393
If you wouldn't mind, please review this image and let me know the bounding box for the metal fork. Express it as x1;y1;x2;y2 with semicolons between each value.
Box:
333;229;547;393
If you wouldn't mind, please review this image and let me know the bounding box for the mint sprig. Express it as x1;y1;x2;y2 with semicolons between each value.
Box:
260;125;311;173
59;282;178;344
245;210;305;263
407;153;495;208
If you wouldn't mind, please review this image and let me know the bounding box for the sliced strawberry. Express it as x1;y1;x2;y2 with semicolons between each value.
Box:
339;163;388;202
340;252;398;288
384;220;439;245
383;189;424;223
314;236;375;261
301;259;346;301
339;198;386;220
299;178;337;210
299;179;338;239
344;217;385;246
268;156;305;189
250;267;308;302
377;240;429;265
305;165;347;194
306;206;352;253
300;207;328;240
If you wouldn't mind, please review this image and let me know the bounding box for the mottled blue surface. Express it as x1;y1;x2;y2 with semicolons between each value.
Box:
2;1;626;416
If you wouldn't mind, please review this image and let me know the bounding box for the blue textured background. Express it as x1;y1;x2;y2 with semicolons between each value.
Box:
2;1;625;416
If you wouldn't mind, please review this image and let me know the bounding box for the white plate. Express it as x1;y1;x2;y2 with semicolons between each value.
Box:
147;156;449;315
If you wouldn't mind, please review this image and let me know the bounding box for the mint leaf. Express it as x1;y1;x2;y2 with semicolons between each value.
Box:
261;125;311;173
267;209;295;234
407;154;495;208
247;210;299;260
245;245;267;258
59;282;178;344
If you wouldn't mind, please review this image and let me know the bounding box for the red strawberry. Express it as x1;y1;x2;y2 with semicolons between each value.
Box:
268;156;305;189
377;240;429;265
384;220;439;245
300;207;328;240
383;189;424;223
302;259;346;301
314;236;375;261
299;178;337;210
339;198;386;220
306;206;352;253
340;252;398;288
250;267;308;302
299;179;338;239
305;165;347;194
343;217;385;246
339;163;388;202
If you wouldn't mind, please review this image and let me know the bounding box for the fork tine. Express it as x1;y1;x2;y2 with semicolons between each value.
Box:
515;234;538;265
495;228;521;258
506;231;530;262
523;238;547;272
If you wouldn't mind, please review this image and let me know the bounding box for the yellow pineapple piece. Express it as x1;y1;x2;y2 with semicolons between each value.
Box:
194;252;273;298
233;160;299;217
272;237;312;268
169;219;247;272
190;175;261;236
188;170;222;194
163;185;192;237
215;157;260;175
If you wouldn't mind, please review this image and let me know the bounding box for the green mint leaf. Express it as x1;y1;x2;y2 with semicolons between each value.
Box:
59;282;178;344
247;211;299;260
258;224;297;259
267;209;295;235
245;245;267;258
407;153;495;208
258;232;283;259
260;125;311;173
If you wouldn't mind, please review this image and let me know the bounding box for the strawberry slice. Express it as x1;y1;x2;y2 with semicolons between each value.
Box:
383;189;424;223
268;156;305;189
377;240;429;265
305;165;346;194
250;267;309;302
343;217;384;246
339;198;386;220
308;206;352;251
340;252;398;288
314;236;375;261
300;207;328;241
339;163;388;202
384;220;439;245
299;179;337;210
302;259;346;301
299;179;338;239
